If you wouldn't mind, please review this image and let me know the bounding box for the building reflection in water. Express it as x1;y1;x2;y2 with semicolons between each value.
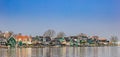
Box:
0;47;120;57
86;47;98;57
16;48;31;57
0;47;99;57
7;48;16;57
93;47;98;57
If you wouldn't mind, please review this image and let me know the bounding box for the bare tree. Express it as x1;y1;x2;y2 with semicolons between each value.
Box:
110;36;118;46
77;33;88;38
0;31;4;38
57;32;66;38
43;29;56;38
0;30;2;34
92;36;99;40
110;36;118;42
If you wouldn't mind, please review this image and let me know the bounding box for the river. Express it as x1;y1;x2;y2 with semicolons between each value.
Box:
0;47;120;57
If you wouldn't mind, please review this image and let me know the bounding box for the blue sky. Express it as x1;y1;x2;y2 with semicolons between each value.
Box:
0;0;120;39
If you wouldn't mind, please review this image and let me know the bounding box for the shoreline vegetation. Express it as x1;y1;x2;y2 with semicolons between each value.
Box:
0;30;119;48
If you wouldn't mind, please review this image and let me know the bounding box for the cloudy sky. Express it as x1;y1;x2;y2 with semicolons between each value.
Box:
0;0;120;39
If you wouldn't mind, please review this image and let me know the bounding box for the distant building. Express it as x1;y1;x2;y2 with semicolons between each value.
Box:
98;38;109;45
15;33;32;44
0;38;6;45
0;31;6;45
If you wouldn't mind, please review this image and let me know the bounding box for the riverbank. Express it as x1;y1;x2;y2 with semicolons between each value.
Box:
0;45;116;48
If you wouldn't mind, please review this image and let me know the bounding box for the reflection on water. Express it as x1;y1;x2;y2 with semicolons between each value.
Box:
0;47;120;57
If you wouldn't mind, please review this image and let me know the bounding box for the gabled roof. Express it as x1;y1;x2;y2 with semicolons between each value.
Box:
98;38;107;40
16;35;29;40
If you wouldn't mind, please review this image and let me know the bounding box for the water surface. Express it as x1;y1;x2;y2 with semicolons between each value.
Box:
0;47;120;57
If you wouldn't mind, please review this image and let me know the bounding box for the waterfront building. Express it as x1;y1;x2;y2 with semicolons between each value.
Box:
15;33;32;45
